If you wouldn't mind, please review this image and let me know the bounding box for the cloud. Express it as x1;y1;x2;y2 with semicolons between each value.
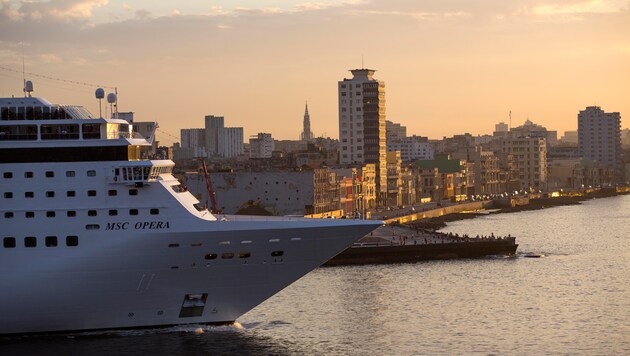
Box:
532;0;629;15
353;9;471;21
2;0;108;22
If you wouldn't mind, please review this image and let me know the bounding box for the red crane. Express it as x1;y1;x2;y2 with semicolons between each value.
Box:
199;158;218;213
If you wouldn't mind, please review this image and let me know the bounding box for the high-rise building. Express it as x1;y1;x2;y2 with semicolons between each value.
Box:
338;69;387;201
218;127;244;158
500;136;547;191
300;102;313;143
205;115;225;155
578;106;622;182
179;128;207;158
386;120;406;142
387;135;434;162
495;122;509;133
249;132;274;159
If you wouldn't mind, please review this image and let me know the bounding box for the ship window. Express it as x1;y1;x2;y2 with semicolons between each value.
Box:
46;191;55;198
41;124;79;140
45;236;58;247
46;211;55;218
24;236;37;248
168;243;179;248
46;171;54;178
83;123;101;139
88;210;97;217
85;224;100;230
66;171;75;177
129;209;138;216
4;212;13;218
204;253;218;260
239;252;251;259
108;190;117;196
87;170;96;177
24;172;33;178
150;208;159;215
25;191;34;198
87;190;97;197
271;250;284;257
26;211;34;218
221;252;234;259
66;235;78;246
129;189;138;196
3;237;16;248
4;192;12;198
109;209;118;216
3;172;12;178
67;191;75;197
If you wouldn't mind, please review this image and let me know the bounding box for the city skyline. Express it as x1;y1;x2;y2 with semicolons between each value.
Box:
1;0;628;145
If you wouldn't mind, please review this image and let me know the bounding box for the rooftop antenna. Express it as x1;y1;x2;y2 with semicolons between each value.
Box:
21;43;26;98
95;88;105;118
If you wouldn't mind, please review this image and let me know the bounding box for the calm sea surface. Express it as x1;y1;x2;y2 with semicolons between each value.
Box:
2;195;629;355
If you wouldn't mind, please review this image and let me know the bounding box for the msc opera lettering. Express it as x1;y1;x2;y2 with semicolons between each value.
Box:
106;221;170;230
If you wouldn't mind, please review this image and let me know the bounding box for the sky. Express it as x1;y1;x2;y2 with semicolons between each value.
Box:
1;0;628;145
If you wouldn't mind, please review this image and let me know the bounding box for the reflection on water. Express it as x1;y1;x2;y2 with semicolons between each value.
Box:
2;196;628;355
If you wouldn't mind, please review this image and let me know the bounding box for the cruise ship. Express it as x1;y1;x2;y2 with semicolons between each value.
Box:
0;84;382;335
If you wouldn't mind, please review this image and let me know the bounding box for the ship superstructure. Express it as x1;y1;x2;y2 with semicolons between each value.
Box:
0;86;381;335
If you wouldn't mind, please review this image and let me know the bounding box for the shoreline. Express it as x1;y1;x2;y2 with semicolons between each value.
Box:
403;188;629;230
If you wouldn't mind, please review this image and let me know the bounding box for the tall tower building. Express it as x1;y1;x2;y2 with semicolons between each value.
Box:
578;106;622;181
204;115;224;156
301;102;313;142
338;68;387;201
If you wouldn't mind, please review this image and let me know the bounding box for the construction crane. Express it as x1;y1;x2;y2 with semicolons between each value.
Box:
199;158;218;213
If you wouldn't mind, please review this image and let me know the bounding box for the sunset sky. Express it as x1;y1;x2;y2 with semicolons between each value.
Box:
1;0;628;145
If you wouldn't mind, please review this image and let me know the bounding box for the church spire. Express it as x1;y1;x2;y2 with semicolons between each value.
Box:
301;101;313;142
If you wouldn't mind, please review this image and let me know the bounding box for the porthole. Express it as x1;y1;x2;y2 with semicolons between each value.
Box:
204;253;218;260
87;190;96;197
4;192;13;199
45;236;58;247
109;209;118;216
46;191;55;198
3;237;16;248
46;211;55;218
239;252;251;259
24;236;37;248
3;172;12;179
67;211;76;217
221;252;234;259
108;190;117;196
25;211;34;218
87;170;96;177
129;209;138;216
129;189;138;196
24;172;33;178
45;171;54;178
271;250;284;257
4;212;13;218
67;191;75;197
168;243;180;248
85;224;100;230
150;208;159;215
88;210;97;217
66;235;79;246
66;171;75;177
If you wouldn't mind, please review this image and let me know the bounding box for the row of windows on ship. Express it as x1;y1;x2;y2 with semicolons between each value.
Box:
0;123;108;140
3;188;141;199
1;105;74;121
3;236;78;249
3;208;158;219
3;167;170;183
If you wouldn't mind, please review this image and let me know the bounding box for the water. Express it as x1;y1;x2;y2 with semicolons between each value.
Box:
2;195;629;355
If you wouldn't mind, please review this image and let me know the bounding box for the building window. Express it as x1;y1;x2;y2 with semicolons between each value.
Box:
24;236;37;248
45;236;58;247
3;237;16;248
